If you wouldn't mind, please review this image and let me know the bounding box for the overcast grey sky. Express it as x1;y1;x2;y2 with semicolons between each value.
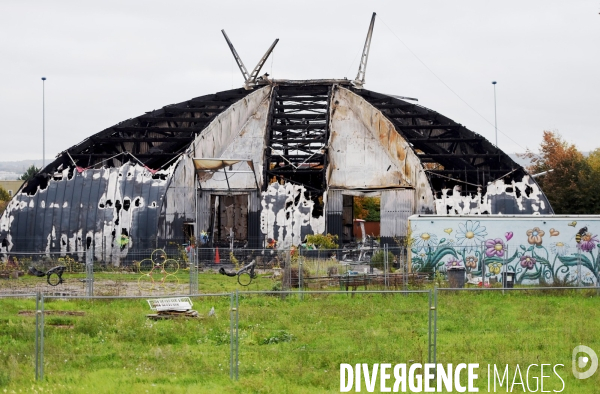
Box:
1;0;599;162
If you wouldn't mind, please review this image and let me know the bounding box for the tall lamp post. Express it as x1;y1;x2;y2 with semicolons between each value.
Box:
42;77;47;168
492;81;497;147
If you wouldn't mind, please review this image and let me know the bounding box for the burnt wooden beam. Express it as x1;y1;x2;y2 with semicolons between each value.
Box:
408;137;483;143
137;116;213;123
418;153;498;159
163;107;225;114
397;124;460;130
272;113;326;119
112;126;205;132
275;104;327;110
90;137;193;143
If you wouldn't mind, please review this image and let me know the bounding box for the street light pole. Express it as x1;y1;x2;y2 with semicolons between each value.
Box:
42;77;46;168
492;81;497;147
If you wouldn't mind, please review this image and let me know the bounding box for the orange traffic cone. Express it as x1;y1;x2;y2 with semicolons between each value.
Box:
215;247;220;264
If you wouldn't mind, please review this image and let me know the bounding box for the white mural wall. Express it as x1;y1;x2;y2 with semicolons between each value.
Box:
409;215;600;285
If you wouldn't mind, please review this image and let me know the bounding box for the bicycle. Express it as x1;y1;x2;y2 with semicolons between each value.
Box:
219;260;257;286
28;265;66;286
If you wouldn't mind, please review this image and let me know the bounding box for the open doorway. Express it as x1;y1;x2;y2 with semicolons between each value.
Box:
209;194;249;248
351;195;381;241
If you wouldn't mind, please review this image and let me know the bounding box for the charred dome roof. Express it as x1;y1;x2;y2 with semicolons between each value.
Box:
23;87;255;194
23;80;527;199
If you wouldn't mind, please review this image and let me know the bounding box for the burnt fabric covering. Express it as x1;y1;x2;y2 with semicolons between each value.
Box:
0;80;552;255
0;87;254;255
0;164;167;260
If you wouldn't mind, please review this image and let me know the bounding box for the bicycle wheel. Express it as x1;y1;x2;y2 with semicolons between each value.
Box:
47;273;62;286
138;273;155;291
238;272;253;286
138;259;154;274
159;274;179;288
151;249;167;265
163;259;179;275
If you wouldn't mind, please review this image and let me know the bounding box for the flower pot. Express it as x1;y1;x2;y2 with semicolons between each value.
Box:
447;267;466;288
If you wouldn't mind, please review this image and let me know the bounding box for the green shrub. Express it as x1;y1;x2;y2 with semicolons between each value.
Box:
305;233;338;249
370;250;395;269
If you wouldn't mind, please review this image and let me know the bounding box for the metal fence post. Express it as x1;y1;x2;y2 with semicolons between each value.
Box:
229;292;234;379
428;289;432;364
433;287;438;366
35;292;44;381
235;290;239;380
299;252;303;300
577;250;582;287
502;245;507;296
403;247;408;294
85;249;94;297
189;247;198;295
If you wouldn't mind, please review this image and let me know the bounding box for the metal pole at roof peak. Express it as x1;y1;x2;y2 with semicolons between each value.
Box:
42;77;47;168
492;81;497;148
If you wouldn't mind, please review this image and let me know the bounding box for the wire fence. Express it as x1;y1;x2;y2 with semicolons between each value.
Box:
2;287;600;391
434;286;600;392
0;242;598;298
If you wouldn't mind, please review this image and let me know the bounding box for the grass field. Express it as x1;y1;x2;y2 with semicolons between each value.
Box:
0;274;599;393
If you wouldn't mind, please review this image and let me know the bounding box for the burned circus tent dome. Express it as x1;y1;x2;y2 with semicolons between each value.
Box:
0;79;552;256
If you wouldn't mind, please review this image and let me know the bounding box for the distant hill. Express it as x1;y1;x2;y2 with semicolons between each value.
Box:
0;160;44;180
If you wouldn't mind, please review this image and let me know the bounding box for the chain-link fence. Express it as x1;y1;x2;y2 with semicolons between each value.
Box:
435;286;600;392
1;242;599;299
1;288;600;391
410;243;600;289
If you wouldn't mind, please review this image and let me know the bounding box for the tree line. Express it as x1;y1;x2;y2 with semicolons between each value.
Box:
522;131;600;214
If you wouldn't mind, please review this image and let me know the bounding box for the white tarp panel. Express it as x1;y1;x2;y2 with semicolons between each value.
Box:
191;86;271;190
328;86;434;213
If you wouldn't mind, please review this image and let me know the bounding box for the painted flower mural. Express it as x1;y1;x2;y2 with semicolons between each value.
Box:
577;232;599;253
465;256;478;269
526;227;545;246
520;255;536;270
455;220;487;252
485;238;505;257
410;219;600;286
445;257;463;269
412;232;439;252
550;241;569;256
488;262;502;275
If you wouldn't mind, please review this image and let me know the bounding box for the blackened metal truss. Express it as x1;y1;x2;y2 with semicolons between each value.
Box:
263;84;331;193
354;88;526;196
24;88;253;194
24;82;530;201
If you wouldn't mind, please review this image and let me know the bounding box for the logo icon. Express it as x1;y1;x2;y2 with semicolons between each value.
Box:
572;345;598;379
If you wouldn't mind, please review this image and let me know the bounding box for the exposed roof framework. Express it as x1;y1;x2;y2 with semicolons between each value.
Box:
354;89;525;196
264;84;331;193
24;82;528;200
23;88;254;194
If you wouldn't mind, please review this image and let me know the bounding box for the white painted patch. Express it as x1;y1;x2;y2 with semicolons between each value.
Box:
260;182;325;248
434;175;547;215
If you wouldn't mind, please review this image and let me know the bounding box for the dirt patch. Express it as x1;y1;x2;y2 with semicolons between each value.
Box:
18;310;85;316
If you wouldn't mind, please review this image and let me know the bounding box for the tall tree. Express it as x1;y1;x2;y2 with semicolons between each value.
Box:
523;131;599;214
0;186;8;201
353;197;381;221
0;186;9;216
19;165;40;181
